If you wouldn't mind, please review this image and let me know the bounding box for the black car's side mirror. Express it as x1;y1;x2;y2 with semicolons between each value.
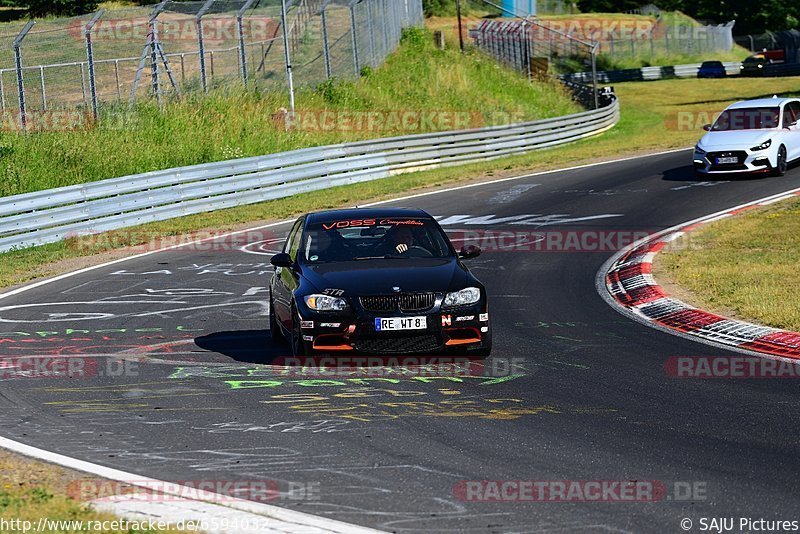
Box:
702;124;712;131
271;252;294;268
459;245;481;259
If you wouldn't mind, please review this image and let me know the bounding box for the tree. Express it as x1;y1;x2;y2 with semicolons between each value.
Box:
24;0;99;17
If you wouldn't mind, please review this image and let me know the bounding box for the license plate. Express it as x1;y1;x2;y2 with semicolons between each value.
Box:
715;156;738;164
374;316;427;331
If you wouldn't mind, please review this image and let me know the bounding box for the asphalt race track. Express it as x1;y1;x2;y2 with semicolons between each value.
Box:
1;149;799;532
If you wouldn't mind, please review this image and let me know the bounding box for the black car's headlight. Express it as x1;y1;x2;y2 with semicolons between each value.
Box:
750;139;771;151
304;294;348;311
694;144;706;155
443;287;481;307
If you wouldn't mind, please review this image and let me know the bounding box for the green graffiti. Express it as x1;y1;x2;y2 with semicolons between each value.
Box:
221;375;523;390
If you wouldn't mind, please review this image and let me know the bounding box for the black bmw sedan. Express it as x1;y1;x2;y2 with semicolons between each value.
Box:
269;208;491;357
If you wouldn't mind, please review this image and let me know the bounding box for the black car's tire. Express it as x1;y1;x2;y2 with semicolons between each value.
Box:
290;304;308;357
772;145;787;177
269;296;285;344
471;325;492;358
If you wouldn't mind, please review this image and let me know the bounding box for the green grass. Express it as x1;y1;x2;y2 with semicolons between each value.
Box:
0;450;188;533
0;27;579;197
656;198;800;331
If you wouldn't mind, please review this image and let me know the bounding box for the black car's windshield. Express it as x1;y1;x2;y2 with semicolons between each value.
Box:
303;217;454;262
712;107;780;131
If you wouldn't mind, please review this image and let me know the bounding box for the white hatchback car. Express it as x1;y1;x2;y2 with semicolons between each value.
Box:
693;97;800;177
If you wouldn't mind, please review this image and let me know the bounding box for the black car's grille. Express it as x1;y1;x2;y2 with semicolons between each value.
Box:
360;293;436;312
356;334;441;354
707;151;748;170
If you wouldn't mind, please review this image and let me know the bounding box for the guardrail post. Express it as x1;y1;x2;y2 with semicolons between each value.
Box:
320;1;332;80
197;0;215;94
280;0;295;112
13;20;34;131
348;1;360;77
236;0;256;85
84;9;105;120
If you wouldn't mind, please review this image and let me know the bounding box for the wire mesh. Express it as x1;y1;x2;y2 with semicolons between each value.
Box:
0;0;423;121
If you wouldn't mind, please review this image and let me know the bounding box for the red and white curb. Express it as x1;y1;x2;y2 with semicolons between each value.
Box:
599;187;800;359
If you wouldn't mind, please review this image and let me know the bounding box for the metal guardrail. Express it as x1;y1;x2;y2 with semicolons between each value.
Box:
0;94;619;252
561;61;742;83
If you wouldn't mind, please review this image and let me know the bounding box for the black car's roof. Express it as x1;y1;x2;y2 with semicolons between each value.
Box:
305;207;432;224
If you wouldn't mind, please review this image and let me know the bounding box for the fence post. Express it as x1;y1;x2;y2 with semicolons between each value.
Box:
197;0;215;93
366;0;376;67
348;1;360;77
591;42;598;110
236;0;256;85
13;20;34;130
38;66;46;111
320;1;332;80
380;0;390;58
84;9;105;120
521;19;531;83
0;72;6;112
150;19;160;105
114;59;121;101
280;0;295;112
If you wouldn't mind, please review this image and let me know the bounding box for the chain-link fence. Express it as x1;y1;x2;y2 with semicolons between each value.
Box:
466;0;735;108
0;0;423;127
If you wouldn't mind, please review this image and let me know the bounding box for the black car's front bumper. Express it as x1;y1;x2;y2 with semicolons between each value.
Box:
295;299;490;355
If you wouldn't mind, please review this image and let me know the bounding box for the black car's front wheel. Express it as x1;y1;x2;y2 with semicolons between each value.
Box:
270;296;285;344
290;304;308;357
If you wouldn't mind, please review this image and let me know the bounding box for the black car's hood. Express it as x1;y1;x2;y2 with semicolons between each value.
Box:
301;258;470;295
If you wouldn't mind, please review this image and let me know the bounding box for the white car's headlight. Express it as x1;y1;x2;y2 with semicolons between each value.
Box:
694;144;706;155
443;287;481;307
750;139;772;151
304;294;347;311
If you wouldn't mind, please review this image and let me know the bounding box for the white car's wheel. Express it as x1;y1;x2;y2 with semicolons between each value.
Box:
772;145;787;177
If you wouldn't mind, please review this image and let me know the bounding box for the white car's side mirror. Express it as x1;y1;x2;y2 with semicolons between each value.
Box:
703;124;712;131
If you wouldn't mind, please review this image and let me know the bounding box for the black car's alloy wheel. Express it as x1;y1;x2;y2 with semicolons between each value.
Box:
290;305;307;357
269;296;285;344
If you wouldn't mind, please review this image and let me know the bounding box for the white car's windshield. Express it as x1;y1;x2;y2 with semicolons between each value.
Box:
712;107;780;131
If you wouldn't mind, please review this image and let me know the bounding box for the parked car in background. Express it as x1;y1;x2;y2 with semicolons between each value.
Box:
697;60;727;78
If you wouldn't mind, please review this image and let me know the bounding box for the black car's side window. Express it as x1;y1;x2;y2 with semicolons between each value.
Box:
284;219;303;257
286;219;305;261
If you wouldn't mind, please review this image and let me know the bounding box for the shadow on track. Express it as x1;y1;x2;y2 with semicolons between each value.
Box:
660;164;774;182
194;330;488;369
194;330;288;364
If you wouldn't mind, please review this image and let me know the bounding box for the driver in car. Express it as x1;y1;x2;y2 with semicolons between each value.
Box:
380;225;418;255
307;230;348;262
